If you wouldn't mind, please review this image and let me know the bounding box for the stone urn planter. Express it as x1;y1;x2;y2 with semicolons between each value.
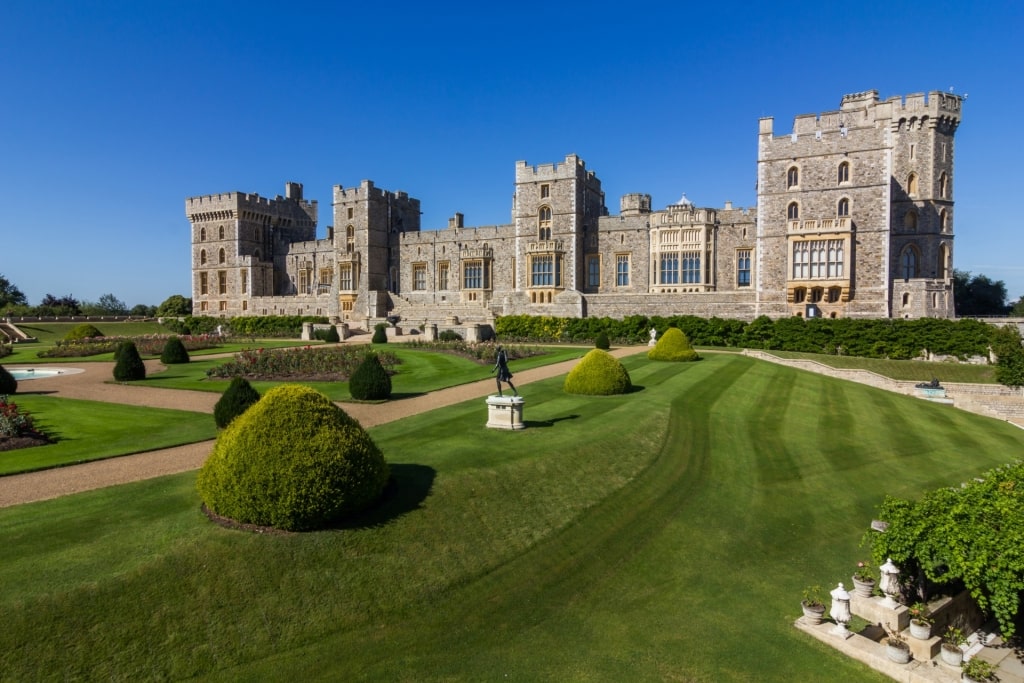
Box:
909;619;932;640
851;576;875;598
885;637;912;664
800;600;825;626
940;642;964;667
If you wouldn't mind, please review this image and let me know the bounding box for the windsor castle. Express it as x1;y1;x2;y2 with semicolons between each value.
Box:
186;89;962;329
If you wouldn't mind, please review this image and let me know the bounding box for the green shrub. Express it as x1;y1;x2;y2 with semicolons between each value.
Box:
0;365;17;394
648;327;700;362
372;323;388;344
438;329;462;342
594;331;610;350
64;323;103;341
197;384;389;531
563;349;632;396
159;336;190;364
213;376;261;428
349;353;392;401
112;341;146;381
322;325;340;343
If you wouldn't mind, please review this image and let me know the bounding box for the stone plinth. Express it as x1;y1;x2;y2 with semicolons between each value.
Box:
486;395;525;430
905;632;941;662
851;595;909;634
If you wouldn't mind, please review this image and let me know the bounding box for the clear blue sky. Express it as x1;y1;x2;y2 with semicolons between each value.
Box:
2;0;1022;308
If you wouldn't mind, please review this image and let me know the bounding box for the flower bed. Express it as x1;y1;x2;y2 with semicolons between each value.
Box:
38;335;223;358
403;339;546;364
0;395;50;451
207;346;399;381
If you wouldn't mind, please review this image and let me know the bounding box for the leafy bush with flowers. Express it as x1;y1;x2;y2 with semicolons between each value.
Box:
39;334;223;358
853;561;877;583
404;339;545;364
0;396;42;438
207;345;399;381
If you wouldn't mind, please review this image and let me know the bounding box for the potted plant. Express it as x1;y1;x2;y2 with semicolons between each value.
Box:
852;561;876;598
941;625;966;667
961;657;997;682
800;585;826;625
907;601;933;639
884;628;912;664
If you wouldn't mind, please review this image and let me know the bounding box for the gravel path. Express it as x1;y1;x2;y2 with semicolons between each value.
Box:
0;345;647;507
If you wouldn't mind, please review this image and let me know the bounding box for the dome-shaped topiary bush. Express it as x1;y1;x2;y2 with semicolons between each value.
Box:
64;323;103;341
213;376;261;428
647;327;700;362
113;341;146;381
563;349;632;396
0;365;17;394
160;336;190;364
594;331;611;350
197;384;389;531
349;353;392;401
372;323;388;344
323;325;340;343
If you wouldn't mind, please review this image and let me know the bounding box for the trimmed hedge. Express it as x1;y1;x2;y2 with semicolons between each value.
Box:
64;323;104;341
563;349;632;396
372;323;388;344
438;329;462;342
213;377;261;428
196;384;389;531
0;365;17;394
648;327;700;362
349;353;392;401
160;336;191;364
112;341;146;381
594;331;610;350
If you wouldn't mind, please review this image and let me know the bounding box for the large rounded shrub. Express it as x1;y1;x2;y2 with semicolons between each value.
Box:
213;376;261;428
0;365;17;394
160;336;190;364
197;384;389;531
372;323;388;344
349;353;392;400
647;327;700;362
113;341;146;381
64;323;103;341
563;349;632;396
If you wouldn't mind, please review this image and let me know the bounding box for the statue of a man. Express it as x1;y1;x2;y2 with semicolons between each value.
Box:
491;345;517;397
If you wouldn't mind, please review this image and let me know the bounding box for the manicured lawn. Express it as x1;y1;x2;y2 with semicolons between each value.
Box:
765;349;997;383
2;354;1021;680
0;396;215;474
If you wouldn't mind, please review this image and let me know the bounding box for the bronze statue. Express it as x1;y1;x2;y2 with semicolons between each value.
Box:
491;345;517;396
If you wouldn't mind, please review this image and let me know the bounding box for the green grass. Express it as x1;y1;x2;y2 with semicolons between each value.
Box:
2;353;1021;680
0;396;214;474
763;349;998;383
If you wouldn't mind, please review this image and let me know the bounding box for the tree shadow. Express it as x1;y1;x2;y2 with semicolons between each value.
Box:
524;414;580;428
389;391;427;400
331;463;436;530
627;384;646;394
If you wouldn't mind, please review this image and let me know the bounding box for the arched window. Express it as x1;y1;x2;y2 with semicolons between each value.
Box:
837;198;849;217
346;225;355;254
907;173;918;196
200;227;207;241
538;206;552;241
218;225;225;240
837;162;850;184
218;248;226;264
904;211;918;232
940;209;949;233
939;171;948;198
938;243;951;279
901;246;919;279
787;202;799;220
787;166;799;189
200;249;207;265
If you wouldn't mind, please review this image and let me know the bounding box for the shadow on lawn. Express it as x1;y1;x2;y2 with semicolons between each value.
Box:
525;414;580;428
332;463;436;530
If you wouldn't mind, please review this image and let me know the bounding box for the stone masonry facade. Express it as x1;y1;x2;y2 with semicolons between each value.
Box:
185;89;962;328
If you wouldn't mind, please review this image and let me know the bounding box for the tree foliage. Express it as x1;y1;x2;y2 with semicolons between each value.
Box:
1011;295;1024;318
64;324;104;341
37;294;81;317
0;365;17;394
954;270;1010;316
991;326;1024;388
156;294;193;317
0;274;27;310
865;461;1024;637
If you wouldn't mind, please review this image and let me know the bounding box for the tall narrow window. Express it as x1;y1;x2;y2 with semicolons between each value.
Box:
737;250;751;287
200;249;207;265
200;227;207;241
837;198;849;217
681;252;701;284
838;162;850;184
616;254;630;286
907;173;918;196
787;166;799;188
219;248;226;264
940;209;949;233
346;226;354;254
538;206;552;241
219;225;225;239
939;172;948;198
218;271;227;295
437;261;449;290
788;202;799;220
587;255;600;288
339;263;353;290
659;253;679;284
901;247;918;279
904;211;918;232
413;263;427;291
240;269;248;294
200;272;208;295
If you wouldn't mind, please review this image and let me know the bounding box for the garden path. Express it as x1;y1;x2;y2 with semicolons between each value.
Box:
0;343;647;507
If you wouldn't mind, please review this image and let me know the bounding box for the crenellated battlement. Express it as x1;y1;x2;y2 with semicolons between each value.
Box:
515;153;587;181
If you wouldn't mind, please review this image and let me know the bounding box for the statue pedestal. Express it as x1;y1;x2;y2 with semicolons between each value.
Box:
486;396;525;430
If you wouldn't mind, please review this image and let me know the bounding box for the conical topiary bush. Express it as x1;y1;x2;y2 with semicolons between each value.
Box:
113;341;146;381
594;331;611;350
0;365;17;394
563;349;632;396
213;376;261;428
647;326;700;362
160;336;190;364
372;323;388;344
349;353;392;401
197;384;390;531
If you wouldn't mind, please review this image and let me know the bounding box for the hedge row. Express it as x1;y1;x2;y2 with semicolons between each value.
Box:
495;314;997;361
162;315;328;338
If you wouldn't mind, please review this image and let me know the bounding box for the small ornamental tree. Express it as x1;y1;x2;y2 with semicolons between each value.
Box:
594;331;611;350
112;341;146;381
213;376;261;428
563;349;632;396
64;323;103;341
160;336;191;364
323;325;341;343
372;323;388;344
197;384;389;531
648;326;700;362
349;353;392;401
0;365;17;394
